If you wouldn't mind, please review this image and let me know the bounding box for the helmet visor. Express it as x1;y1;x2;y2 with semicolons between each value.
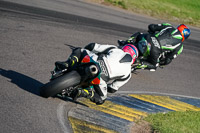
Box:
183;28;190;40
138;40;147;54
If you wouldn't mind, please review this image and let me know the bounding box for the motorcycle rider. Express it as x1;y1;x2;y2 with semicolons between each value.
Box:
55;43;138;105
118;23;191;71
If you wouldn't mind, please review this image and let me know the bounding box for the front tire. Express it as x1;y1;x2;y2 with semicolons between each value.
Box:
40;71;81;98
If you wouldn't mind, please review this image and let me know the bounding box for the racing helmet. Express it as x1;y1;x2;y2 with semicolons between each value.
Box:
138;38;151;57
177;24;190;42
122;44;138;63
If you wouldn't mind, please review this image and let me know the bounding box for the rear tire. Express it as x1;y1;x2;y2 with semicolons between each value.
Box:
40;71;81;98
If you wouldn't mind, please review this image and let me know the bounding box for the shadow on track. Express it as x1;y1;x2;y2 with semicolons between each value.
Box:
0;68;42;96
0;68;88;106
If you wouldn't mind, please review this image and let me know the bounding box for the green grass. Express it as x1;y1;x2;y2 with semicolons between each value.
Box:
144;111;200;133
103;0;200;27
106;0;127;9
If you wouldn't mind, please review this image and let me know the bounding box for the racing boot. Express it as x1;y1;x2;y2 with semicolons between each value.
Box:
70;88;94;101
55;56;79;71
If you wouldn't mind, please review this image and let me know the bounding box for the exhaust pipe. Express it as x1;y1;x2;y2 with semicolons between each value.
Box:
85;65;98;76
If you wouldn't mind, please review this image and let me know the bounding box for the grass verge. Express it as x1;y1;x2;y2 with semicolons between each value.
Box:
90;0;200;28
144;111;200;133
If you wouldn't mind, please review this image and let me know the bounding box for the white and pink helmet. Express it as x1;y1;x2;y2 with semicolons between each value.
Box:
122;44;139;64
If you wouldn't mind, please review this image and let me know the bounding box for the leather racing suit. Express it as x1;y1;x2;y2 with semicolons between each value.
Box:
84;43;133;102
55;43;133;104
121;23;184;70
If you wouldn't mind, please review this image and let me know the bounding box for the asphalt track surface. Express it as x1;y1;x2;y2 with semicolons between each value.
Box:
0;0;200;133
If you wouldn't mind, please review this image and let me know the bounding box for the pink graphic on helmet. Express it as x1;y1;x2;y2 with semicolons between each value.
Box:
122;44;138;63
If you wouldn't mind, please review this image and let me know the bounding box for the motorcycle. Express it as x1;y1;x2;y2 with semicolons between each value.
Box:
40;46;102;99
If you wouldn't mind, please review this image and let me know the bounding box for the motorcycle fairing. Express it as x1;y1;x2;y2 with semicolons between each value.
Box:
81;54;101;85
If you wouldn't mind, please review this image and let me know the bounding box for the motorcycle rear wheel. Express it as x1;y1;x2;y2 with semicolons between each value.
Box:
40;71;81;98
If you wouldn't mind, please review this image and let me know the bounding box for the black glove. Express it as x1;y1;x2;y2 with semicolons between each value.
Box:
118;39;135;46
118;40;126;46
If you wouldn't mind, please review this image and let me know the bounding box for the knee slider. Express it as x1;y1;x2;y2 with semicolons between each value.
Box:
90;92;103;104
107;86;117;93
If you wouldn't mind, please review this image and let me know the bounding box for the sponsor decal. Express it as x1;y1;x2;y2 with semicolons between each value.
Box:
151;37;160;49
97;60;108;76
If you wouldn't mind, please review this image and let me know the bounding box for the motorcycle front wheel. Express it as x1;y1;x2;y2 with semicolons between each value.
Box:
40;71;81;98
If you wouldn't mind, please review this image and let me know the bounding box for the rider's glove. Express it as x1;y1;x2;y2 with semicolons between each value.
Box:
118;40;126;46
118;39;135;46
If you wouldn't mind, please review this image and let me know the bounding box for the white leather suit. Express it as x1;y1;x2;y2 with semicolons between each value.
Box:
84;43;133;100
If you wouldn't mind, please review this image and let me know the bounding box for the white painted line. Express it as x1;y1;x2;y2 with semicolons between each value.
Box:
57;102;71;133
116;91;200;99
